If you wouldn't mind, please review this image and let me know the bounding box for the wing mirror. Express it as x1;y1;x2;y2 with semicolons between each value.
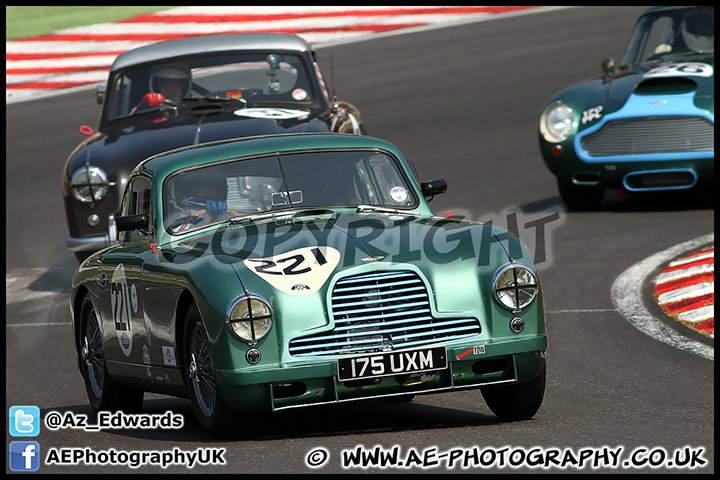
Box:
96;84;106;105
115;214;148;231
601;58;615;75
420;178;447;201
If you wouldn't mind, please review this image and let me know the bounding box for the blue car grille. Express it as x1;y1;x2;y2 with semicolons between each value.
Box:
581;116;714;156
288;270;481;357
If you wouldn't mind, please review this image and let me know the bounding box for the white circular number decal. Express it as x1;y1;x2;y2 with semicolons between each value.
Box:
644;63;713;78
234;108;309;120
110;264;133;356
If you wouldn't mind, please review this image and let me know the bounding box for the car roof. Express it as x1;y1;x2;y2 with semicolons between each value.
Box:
641;6;710;16
136;133;407;181
110;33;314;71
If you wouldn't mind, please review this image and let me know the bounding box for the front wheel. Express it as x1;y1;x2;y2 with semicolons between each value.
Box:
79;294;143;412
480;364;545;422
184;305;233;436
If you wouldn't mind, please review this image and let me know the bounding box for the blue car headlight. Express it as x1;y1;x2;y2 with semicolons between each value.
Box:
492;264;539;312
540;100;575;143
226;294;273;343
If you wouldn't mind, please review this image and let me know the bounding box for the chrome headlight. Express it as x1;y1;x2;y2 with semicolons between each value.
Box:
70;166;109;202
226;295;273;342
539;100;575;143
493;264;539;311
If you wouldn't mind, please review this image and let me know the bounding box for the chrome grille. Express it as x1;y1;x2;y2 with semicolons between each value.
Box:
288;270;481;357
581;116;714;156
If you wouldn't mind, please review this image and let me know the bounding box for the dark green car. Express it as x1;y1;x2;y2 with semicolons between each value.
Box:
539;6;714;209
70;133;547;435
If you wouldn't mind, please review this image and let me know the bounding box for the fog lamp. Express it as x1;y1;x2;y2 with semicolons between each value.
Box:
246;348;262;364
510;316;525;333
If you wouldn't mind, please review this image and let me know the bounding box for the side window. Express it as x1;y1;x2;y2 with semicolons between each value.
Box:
139;188;151;216
119;177;153;244
367;154;416;207
109;74;133;119
642;17;674;61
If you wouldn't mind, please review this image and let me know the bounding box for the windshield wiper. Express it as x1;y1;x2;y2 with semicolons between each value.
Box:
116;103;178;122
229;208;340;226
183;95;247;106
356;205;414;215
229;210;293;225
292;208;337;222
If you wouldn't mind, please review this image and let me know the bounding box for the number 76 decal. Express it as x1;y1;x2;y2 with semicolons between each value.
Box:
644;62;713;78
244;246;340;295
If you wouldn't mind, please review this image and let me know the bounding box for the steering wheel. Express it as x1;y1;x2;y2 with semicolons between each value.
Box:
178;208;241;231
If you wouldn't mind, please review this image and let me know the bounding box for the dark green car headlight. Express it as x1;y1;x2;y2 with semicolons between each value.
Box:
226;295;273;342
492;264;539;312
540;100;574;143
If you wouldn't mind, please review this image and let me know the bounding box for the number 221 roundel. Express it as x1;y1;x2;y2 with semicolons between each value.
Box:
244;246;340;295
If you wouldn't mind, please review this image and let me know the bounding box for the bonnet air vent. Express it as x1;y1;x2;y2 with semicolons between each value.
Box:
634;77;697;95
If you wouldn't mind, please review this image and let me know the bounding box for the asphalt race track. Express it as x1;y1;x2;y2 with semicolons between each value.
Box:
6;7;714;473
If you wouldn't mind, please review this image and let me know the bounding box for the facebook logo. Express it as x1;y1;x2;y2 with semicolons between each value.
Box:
9;441;41;472
9;405;40;437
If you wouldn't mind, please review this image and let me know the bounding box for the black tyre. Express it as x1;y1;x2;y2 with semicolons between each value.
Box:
184;305;233;436
480;364;546;422
79;294;143;412
557;178;604;210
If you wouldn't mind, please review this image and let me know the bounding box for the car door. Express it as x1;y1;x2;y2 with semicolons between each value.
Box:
97;176;154;373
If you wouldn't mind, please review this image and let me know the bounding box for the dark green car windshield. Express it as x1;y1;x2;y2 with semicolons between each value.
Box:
164;150;417;233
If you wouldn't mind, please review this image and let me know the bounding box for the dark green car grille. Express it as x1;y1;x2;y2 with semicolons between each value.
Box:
288;270;481;357
581;116;714;156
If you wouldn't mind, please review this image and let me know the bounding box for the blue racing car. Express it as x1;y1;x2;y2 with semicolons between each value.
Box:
539;6;714;209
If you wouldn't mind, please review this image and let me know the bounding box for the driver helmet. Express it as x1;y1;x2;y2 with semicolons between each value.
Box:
149;63;191;99
681;9;714;52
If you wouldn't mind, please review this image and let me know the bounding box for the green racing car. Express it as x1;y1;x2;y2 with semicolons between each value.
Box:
70;132;547;435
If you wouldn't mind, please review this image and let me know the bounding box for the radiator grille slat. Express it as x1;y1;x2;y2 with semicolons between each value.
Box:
288;270;481;357
581;116;714;156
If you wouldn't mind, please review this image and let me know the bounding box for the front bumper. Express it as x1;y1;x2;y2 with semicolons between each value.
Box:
215;335;547;412
541;92;714;192
546;158;712;192
67;214;117;252
67;235;110;252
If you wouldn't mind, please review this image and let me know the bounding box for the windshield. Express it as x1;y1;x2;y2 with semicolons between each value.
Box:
622;6;714;65
164;150;417;233
106;52;317;120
